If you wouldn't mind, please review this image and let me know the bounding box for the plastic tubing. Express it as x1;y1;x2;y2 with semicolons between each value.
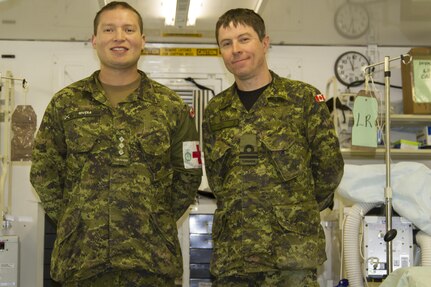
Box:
416;231;431;266
343;202;380;287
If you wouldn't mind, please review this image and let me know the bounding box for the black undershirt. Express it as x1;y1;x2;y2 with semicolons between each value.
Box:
237;83;270;111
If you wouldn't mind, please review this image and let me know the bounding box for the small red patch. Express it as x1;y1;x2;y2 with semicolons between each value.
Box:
189;107;195;118
314;94;326;103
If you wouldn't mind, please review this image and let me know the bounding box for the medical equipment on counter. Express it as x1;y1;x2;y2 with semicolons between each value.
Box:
338;162;431;287
339;162;431;235
0;234;19;286
363;215;413;278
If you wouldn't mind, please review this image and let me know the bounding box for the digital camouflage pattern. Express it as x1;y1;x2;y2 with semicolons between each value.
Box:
213;269;319;287
30;70;202;284
62;269;176;287
202;71;344;278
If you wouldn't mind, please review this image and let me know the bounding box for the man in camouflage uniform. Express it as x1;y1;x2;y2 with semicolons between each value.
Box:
30;2;202;286
202;8;344;287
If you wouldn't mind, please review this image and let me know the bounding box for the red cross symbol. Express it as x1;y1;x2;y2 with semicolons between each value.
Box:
192;144;202;165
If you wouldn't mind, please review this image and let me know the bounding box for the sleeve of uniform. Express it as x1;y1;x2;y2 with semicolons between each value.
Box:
306;91;344;211
170;103;202;220
202;106;218;194
30;98;67;224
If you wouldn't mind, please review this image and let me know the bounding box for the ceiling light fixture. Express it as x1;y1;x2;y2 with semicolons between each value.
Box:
187;0;202;26
163;0;202;27
162;0;177;26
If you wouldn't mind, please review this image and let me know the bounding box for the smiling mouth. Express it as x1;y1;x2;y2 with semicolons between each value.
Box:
111;47;128;51
232;58;247;65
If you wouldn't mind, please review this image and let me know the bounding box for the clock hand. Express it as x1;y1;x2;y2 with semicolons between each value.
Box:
349;18;355;34
349;57;354;70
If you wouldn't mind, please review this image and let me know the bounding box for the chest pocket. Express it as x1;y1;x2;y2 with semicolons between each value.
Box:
260;136;300;182
138;129;171;181
64;113;101;153
207;140;231;184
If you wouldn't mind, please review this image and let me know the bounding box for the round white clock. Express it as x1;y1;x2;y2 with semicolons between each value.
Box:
334;2;370;39
334;51;370;87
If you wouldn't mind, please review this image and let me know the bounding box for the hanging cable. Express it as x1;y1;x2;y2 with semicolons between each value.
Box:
184;77;215;97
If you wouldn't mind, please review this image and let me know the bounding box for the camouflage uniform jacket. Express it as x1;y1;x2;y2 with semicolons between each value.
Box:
30;70;202;283
202;71;344;277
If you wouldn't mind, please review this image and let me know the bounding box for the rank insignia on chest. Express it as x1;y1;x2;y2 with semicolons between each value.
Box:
239;134;258;165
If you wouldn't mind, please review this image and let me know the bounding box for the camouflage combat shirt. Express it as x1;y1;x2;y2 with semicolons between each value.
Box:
202;71;344;277
30;70;202;283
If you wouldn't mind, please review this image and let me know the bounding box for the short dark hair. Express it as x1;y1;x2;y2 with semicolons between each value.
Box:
93;1;143;35
215;8;266;44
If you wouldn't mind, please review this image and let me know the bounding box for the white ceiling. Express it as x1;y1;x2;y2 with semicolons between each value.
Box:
0;0;430;46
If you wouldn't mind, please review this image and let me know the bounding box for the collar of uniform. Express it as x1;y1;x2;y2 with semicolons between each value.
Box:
81;71;107;104
84;70;159;105
214;70;290;109
217;84;239;110
136;70;159;104
265;70;289;101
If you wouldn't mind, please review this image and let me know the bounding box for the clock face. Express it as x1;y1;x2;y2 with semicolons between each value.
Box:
334;3;369;39
334;51;370;87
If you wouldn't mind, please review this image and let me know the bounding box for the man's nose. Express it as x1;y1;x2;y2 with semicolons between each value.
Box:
114;29;125;41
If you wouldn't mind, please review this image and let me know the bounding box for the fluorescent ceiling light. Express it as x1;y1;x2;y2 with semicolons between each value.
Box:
163;0;177;26
163;0;202;27
187;0;202;26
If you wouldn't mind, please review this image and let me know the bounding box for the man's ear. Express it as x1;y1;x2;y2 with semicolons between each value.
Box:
141;34;146;49
91;34;97;48
262;35;270;51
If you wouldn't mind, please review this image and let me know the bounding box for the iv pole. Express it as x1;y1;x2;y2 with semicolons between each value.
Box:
362;54;411;276
0;72;28;231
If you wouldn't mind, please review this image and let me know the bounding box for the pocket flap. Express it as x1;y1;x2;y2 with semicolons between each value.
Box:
208;141;230;162
274;204;319;236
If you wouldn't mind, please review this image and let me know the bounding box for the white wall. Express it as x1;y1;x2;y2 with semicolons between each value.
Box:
0;40;420;286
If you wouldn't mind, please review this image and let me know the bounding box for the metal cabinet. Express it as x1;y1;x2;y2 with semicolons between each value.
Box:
189;213;214;286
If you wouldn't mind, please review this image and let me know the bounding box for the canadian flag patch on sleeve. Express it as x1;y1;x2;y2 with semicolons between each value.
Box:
314;94;326;103
183;141;202;169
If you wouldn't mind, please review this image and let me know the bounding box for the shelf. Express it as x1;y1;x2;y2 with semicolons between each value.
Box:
341;147;431;159
337;112;431;159
388;114;431;126
343;114;431;125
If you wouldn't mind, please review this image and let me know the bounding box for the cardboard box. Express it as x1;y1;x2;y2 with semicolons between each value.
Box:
417;126;431;146
401;47;431;114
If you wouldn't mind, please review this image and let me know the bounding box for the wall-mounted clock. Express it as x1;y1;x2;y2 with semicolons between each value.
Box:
334;2;370;39
334;51;370;87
